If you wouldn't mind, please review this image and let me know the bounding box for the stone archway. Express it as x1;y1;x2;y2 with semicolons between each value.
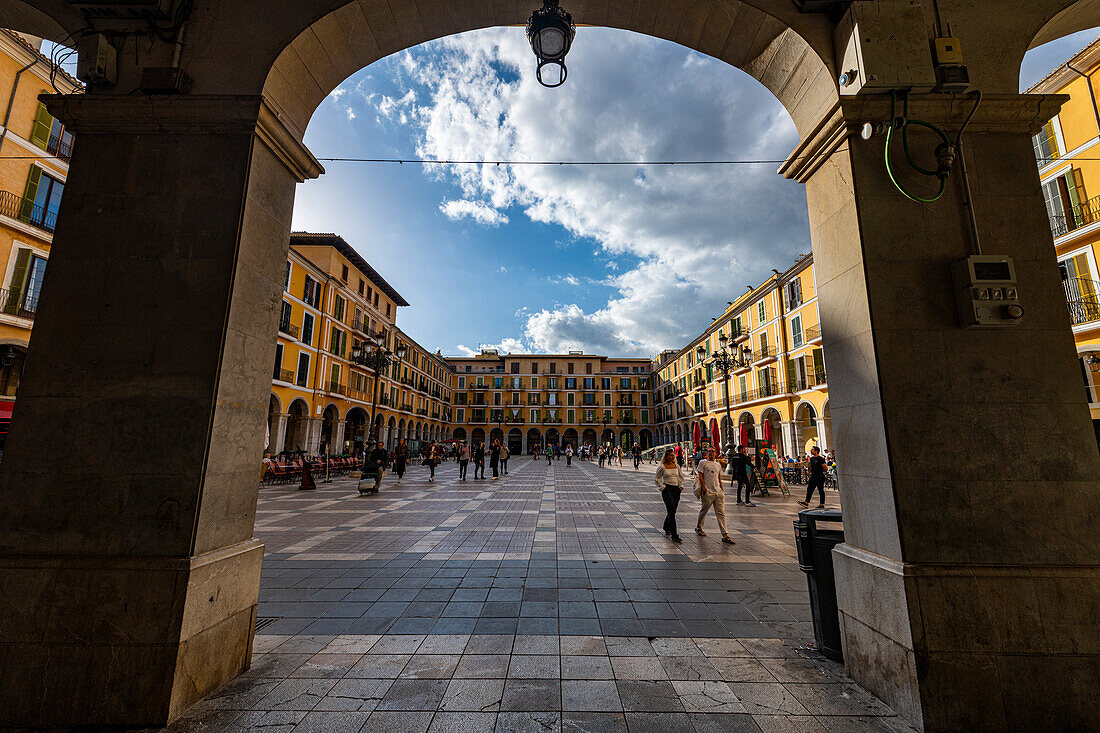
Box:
3;1;1099;728
526;428;541;453
601;428;614;446
582;428;597;448
562;428;578;451
507;428;522;455
639;429;652;450
283;399;309;454
453;427;468;443
345;407;367;453
266;393;283;454
320;403;339;453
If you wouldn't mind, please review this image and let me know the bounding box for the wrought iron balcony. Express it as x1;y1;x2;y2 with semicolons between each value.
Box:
787;370;827;393
803;324;822;343
1064;277;1100;325
327;381;347;396
47;132;73;162
1049;194;1100;239
278;321;300;339
753;345;778;363
0;286;37;320
276;368;295;383
0;190;56;235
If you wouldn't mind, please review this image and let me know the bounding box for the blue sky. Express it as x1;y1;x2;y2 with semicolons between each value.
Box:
44;25;1100;358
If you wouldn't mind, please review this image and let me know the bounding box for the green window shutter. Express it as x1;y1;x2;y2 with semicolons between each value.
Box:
4;249;30;315
787;358;797;392
811;348;825;382
30;102;53;150
19;167;42;222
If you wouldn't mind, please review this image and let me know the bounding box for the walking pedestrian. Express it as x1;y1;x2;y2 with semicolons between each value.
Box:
694;448;735;544
458;441;470;480
360;441;388;495
501;442;510;474
392;438;409;484
798;446;828;509
655;449;684;543
490;439;502;480
632;442;641;470
547;444;553;465
731;444;755;507
675;444;684;469
565;443;573;466
426;442;440;482
473;441;486;479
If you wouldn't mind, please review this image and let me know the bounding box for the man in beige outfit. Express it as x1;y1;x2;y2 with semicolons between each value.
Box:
695;448;735;545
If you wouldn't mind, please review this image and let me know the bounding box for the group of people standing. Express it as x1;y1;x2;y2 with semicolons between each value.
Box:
455;439;510;480
654;444;832;545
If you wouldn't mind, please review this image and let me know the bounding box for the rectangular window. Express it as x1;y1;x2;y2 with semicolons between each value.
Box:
565;377;576;389
1032;120;1060;165
20;167;63;231
531;409;539;422
301;312;314;346
457;408;464;423
567;363;574;374
296;352;310;387
567;393;575;406
531;362;538;374
386;303;391;317
733;315;742;335
584;377;594;389
273;344;283;381
759;331;768;355
786;278;803;310
641;411;649;424
333;294;345;322
550;362;557;373
567;409;574;423
512;377;522;389
341;264;349;282
329;327;346;357
303;275;315;307
511;362;519;373
602;377;610;390
620;377;629;389
358;278;365;295
284;262;291;292
603;393;611;406
585;363;592;374
494;377;503;388
791;314;803;348
548;376;558;389
757;300;766;324
458;376;466;388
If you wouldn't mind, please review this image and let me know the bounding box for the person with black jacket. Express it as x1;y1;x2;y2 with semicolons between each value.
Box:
360;442;388;495
490;440;502;480
472;441;486;479
798;446;828;509
731;445;755;507
392;439;409;484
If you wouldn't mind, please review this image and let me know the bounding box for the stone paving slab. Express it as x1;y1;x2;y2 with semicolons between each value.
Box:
155;459;916;732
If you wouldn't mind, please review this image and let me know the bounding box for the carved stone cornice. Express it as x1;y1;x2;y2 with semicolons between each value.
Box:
40;93;323;182
780;93;1069;184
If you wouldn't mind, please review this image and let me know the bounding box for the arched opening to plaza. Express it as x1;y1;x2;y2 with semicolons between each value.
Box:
0;1;1098;730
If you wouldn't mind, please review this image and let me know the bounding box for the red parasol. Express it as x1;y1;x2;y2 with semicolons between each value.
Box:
762;419;772;443
692;421;700;450
739;422;748;446
710;418;720;449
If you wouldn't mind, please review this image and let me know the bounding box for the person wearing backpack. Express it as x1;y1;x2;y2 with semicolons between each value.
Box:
731;444;755;507
457;441;470;481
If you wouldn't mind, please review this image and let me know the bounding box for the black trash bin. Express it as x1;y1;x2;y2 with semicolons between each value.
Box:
793;508;844;662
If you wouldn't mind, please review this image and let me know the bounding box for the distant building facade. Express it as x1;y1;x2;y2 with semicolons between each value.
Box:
0;30;79;454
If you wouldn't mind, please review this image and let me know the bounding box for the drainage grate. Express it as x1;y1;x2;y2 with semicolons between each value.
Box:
255;617;281;633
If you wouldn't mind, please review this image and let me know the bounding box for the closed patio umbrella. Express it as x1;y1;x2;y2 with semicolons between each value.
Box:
692;421;700;450
710;418;720;449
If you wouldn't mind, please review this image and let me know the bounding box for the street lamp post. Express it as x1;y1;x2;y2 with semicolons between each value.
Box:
350;332;406;466
698;331;753;456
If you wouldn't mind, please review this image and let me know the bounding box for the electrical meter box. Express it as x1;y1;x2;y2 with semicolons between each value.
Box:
835;2;935;95
69;0;172;19
951;256;1024;328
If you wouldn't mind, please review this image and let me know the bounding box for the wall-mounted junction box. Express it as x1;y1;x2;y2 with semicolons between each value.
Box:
76;33;117;86
69;0;173;19
835;2;935;95
951;256;1024;328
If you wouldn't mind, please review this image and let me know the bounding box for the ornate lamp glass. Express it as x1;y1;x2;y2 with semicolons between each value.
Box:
526;0;576;87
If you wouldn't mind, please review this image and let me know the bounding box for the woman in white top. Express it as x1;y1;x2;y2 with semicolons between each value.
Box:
655;449;685;543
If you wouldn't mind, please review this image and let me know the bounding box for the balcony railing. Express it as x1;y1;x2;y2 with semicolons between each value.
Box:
276;368;295;383
788;370;827;393
327;381;347;396
401;402;413;412
736;381;781;404
279;321;300;339
1065;277;1100;326
753;345;778;362
0;286;37;320
1049;194;1100;239
803;324;821;343
47;133;73;163
0;190;56;235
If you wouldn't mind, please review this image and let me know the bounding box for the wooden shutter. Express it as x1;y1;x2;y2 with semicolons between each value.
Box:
811;348;826;382
787;358;797;392
19;167;41;222
4;249;30;315
30;102;53;150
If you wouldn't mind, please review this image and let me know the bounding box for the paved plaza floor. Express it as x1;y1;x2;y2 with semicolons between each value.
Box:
166;458;915;733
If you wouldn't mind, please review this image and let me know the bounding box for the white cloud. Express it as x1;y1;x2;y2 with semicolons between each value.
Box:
454;338;531;356
439;199;510;226
369;28;810;356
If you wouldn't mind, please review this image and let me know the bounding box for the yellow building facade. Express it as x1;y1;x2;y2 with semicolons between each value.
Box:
653;253;830;459
267;233;452;456
446;351;654;454
0;30;78;455
1029;38;1100;445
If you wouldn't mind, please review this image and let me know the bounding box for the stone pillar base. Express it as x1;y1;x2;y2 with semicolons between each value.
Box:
0;540;264;727
833;543;1100;732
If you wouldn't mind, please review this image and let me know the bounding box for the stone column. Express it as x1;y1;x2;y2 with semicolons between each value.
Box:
783;93;1100;731
333;420;346;452
780;420;798;458
0;94;322;727
272;413;289;455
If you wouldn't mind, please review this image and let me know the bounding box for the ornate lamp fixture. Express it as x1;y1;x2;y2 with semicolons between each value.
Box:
0;346;15;369
526;0;576;88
